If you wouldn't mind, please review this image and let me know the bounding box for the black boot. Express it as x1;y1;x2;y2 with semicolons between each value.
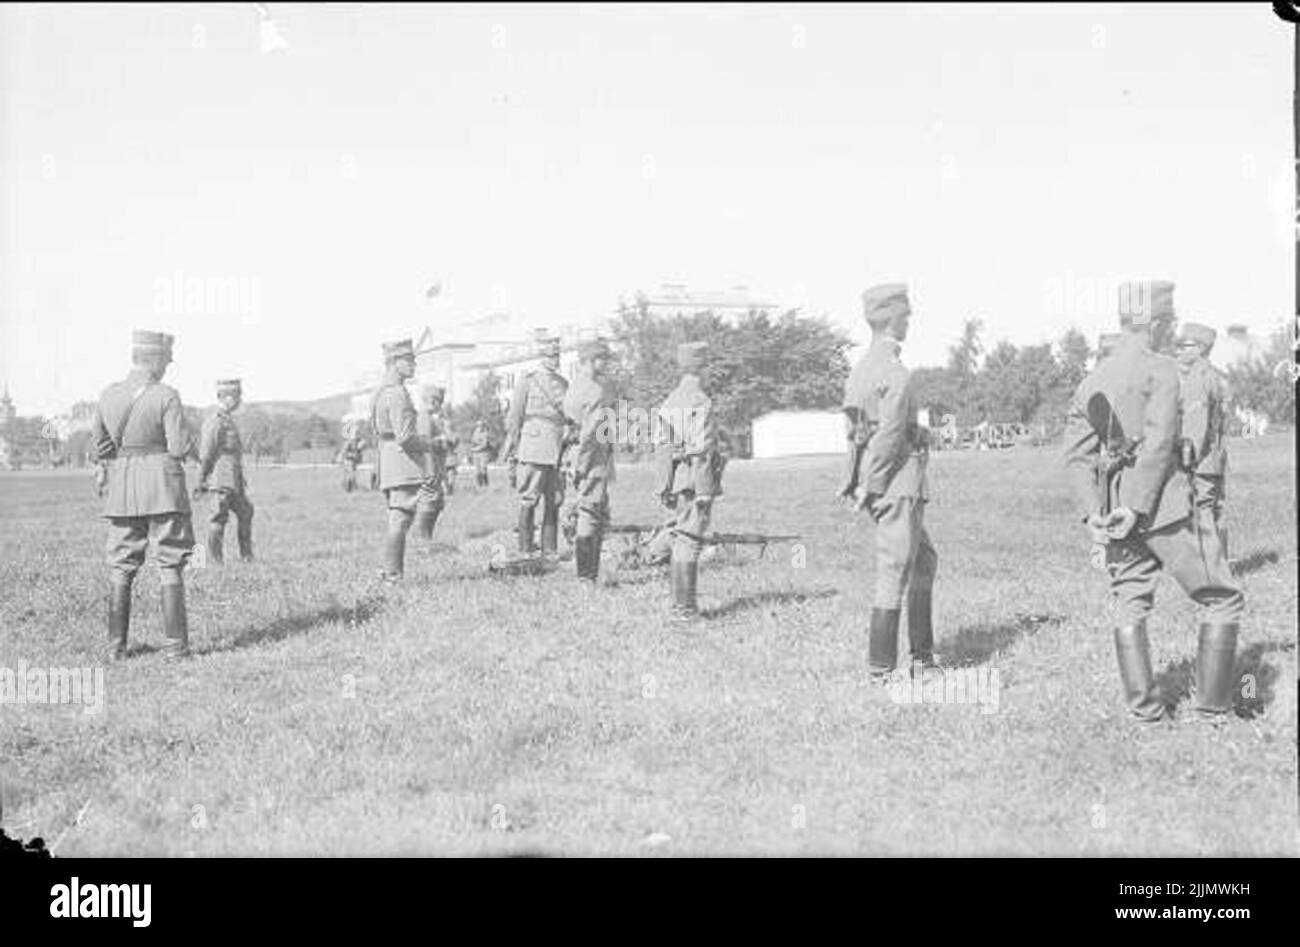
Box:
540;506;559;557
575;537;596;581
382;525;407;580
206;525;224;565
868;608;901;679
414;505;441;541
518;506;536;555
160;581;190;661
237;510;254;562
1114;623;1165;722
907;590;937;668
1193;622;1239;717
108;580;132;661
670;559;698;620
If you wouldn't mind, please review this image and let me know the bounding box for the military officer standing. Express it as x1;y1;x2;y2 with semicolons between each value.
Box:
197;378;254;564
1176;323;1231;559
338;426;365;492
371;339;428;582
470;420;493;488
503;333;569;557
414;384;449;540
91;330;194;660
840;284;937;679
563;338;616;583
656;341;725;620
1062;282;1244;723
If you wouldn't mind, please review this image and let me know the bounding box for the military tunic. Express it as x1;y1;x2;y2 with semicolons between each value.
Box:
1179;357;1229;531
371;369;426;511
471;426;493;484
1062;334;1242;623
416;406;449;513
656;374;723;561
199;408;254;549
505;367;569;512
563;372;615;538
91;369;194;580
842;337;936;609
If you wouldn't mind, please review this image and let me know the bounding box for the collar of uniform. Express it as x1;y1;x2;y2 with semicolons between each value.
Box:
868;336;901;357
382;367;404;386
126;367;152;385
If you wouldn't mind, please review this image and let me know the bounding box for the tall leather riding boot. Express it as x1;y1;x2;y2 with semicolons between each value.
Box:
160;581;190;661
574;537;595;581
540;505;559;556
592;534;604;581
383;524;407;579
237;513;254;562
1194;622;1239;716
108;580;132;660
907;590;936;668
518;506;536;554
414;506;441;540
206;525;225;565
669;559;698;620
868;608;901;678
1114;623;1165;721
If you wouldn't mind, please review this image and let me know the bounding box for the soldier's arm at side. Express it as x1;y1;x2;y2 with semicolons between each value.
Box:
501;384;525;457
1060;392;1101;521
1181;370;1211;463
197;413;220;480
163;390;190;460
862;366;910;495
1127;362;1180;519
390;393;424;456
90;401;115;460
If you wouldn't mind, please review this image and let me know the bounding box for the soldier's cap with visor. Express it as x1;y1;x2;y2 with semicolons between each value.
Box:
216;378;242;396
861;283;911;328
382;338;416;361
132;330;174;361
1117;281;1175;328
1177;322;1216;349
578;337;612;362
677;341;708;371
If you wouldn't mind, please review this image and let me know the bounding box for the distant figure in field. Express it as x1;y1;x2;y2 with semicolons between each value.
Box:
471;420;494;489
371;338;429;583
197;378;254;564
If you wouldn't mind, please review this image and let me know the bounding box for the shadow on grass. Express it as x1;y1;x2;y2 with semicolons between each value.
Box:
939;613;1064;667
198;595;385;655
1158;638;1285;720
1230;548;1280;578
701;587;837;620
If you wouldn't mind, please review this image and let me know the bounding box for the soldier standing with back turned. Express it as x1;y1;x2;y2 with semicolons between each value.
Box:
840;284;938;680
91;330;194;660
502;333;569;558
197;378;254;563
1062;282;1244;724
1175;322;1231;559
563;338;616;583
371;339;428;582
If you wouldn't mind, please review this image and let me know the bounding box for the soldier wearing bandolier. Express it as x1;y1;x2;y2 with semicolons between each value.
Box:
1175;322;1230;559
1062;282;1244;724
841;284;937;679
91;330;195;660
414;384;450;540
197;378;254;563
470;420;493;488
371;338;428;581
503;333;569;557
656;341;725;620
563;338;616;583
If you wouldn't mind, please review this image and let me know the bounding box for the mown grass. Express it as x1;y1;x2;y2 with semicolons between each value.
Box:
1;434;1295;855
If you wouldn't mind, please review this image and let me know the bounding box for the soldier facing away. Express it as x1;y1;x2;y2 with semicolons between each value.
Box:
91;330;195;660
1175;322;1231;559
371;338;429;582
656;341;725;620
1062;282;1244;724
562;338;616;583
502;333;569;557
841;283;938;680
414;384;449;541
470;420;493;488
197;378;254;563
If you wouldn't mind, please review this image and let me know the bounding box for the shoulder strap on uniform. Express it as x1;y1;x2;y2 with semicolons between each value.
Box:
110;381;152;452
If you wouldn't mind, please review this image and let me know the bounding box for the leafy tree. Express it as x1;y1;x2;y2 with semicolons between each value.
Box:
1225;325;1296;427
450;369;506;454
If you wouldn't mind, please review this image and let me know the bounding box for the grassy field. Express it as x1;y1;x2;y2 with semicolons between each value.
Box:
1;433;1295;856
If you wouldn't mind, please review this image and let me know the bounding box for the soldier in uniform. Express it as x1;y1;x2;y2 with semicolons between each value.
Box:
840;284;937;679
656;341;725;620
563;338;616;583
1176;322;1231;559
91;330;195;660
371;339;428;582
197;378;254;564
471;420;493;488
338;426;365;492
502;333;569;557
1062;282;1244;723
414;384;449;540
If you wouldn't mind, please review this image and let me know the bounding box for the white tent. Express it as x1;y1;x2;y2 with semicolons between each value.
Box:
751;410;845;459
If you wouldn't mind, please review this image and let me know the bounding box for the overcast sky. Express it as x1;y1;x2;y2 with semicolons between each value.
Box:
1;2;1292;415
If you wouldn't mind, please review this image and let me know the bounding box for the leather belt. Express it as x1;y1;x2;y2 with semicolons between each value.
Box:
118;446;167;457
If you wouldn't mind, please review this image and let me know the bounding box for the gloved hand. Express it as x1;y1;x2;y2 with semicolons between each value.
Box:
658;490;678;511
1102;507;1140;541
192;484;208;501
856;491;882;517
1086;512;1111;545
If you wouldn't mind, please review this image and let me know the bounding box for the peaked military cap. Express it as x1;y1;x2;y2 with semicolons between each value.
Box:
216;378;242;394
677;341;708;370
383;338;416;360
1118;281;1175;327
861;283;911;328
1178;322;1216;348
578;338;612;362
132;330;170;355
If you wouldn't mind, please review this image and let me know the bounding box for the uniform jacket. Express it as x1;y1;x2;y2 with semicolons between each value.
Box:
340;439;364;464
370;369;426;489
1179;358;1229;477
91;368;192;517
842;337;929;500
470;427;493;456
417;407;449;481
1062;333;1191;532
563;372;615;482
199;408;246;494
505;368;569;466
656;374;723;497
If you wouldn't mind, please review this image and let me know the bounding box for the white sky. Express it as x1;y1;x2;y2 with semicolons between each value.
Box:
1;2;1293;415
